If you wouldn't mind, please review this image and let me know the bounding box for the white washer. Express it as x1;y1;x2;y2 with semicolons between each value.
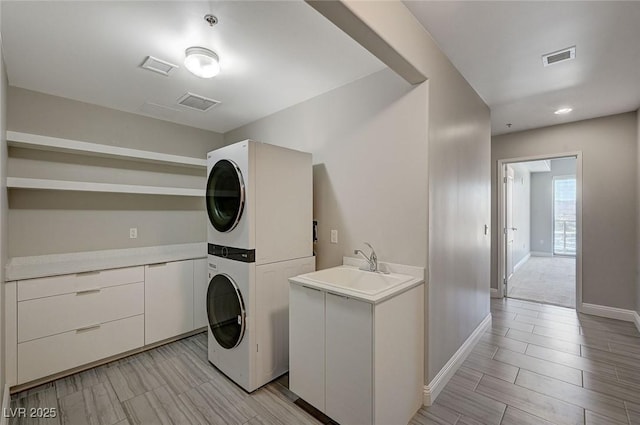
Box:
207;255;315;392
206;140;313;265
206;139;314;392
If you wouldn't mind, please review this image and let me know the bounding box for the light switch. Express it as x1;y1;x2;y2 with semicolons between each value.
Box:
130;228;138;239
330;229;338;244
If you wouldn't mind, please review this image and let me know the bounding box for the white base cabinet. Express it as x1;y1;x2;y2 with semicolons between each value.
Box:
290;283;424;425
18;315;144;384
145;260;194;345
5;257;207;388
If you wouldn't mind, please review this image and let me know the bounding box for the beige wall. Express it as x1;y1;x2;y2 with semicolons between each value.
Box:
492;113;638;310
637;108;640;315
0;18;8;390
6;88;224;256
424;39;491;381
225;68;429;271
8;87;222;158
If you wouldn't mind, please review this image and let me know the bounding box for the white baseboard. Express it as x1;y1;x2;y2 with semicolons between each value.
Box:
580;303;637;322
0;383;10;425
634;311;640;334
423;313;492;406
490;288;500;298
513;253;531;273
530;251;553;257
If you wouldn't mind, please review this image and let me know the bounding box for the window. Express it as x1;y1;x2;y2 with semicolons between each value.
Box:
553;176;576;255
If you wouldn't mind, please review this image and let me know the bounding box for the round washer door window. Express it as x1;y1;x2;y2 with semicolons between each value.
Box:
207;274;246;349
206;159;245;232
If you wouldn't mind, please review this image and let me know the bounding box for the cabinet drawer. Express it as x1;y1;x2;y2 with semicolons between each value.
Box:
17;314;144;384
18;282;144;343
18;266;144;301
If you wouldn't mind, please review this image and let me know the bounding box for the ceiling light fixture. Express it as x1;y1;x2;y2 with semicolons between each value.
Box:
184;47;220;78
554;107;573;115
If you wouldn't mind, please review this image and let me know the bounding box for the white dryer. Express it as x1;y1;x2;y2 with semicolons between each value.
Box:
206;254;315;392
205;139;314;392
206;140;313;264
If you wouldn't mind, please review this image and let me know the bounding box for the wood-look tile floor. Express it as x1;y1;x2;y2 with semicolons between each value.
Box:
412;298;640;425
9;332;323;425
10;297;640;425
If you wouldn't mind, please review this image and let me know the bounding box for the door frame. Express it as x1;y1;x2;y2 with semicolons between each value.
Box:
496;152;583;312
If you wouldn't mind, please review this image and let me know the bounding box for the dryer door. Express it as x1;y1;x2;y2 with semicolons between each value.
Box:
207;273;246;349
206;159;245;233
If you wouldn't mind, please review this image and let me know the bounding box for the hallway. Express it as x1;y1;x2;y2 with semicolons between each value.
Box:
412;297;640;424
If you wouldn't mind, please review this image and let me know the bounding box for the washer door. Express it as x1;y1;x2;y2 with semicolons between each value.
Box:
206;159;245;232
207;273;246;349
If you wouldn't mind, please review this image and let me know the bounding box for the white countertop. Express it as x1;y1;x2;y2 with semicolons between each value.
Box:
289;257;425;304
5;242;207;281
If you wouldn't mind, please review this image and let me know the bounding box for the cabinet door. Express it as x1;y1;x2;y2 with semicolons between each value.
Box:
193;258;208;329
289;284;325;411
326;293;373;425
145;260;194;344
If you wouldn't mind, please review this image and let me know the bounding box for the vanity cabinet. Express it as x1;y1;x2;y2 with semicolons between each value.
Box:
289;281;424;425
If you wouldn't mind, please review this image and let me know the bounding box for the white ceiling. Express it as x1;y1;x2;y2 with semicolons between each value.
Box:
1;1;385;134
518;160;550;173
404;1;640;135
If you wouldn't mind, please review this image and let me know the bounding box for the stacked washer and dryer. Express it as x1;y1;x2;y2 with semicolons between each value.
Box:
205;140;315;392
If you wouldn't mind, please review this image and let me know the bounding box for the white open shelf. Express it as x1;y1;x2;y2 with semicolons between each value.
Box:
7;131;207;169
7;177;205;197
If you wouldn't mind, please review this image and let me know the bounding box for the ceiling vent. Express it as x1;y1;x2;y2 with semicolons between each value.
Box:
141;56;178;76
542;46;576;67
177;92;220;112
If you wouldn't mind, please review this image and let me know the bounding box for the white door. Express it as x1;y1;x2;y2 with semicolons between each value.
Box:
144;260;194;344
325;293;373;425
289;284;326;411
505;165;516;295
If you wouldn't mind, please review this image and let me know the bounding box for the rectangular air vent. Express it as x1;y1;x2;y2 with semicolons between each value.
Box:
141;56;178;76
177;92;221;112
542;46;576;66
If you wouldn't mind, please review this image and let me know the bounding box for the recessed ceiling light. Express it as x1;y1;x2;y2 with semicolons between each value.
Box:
554;107;573;115
184;47;220;78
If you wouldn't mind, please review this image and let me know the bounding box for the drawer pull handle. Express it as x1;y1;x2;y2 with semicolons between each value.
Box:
302;285;322;292
76;270;100;276
148;262;167;267
76;288;101;296
75;324;101;333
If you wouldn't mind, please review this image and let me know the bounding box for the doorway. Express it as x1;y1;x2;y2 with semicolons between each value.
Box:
497;154;582;309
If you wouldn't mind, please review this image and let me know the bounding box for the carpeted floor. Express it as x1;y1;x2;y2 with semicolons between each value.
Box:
507;256;576;308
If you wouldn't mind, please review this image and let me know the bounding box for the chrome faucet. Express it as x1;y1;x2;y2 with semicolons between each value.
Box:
354;242;378;272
